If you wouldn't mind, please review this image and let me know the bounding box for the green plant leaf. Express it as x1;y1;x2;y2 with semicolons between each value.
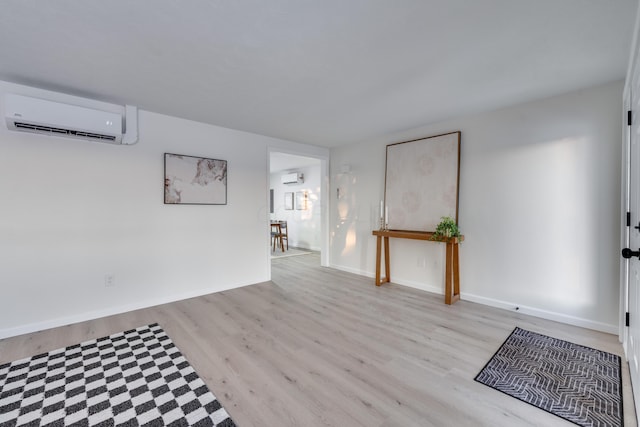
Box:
431;216;460;240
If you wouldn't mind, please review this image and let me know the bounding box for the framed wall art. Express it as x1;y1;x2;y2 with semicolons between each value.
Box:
384;131;460;231
164;153;227;205
284;192;294;210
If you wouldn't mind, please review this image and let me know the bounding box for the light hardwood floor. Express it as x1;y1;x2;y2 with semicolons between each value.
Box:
1;253;637;426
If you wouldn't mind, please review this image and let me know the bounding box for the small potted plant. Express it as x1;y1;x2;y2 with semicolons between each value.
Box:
431;216;460;240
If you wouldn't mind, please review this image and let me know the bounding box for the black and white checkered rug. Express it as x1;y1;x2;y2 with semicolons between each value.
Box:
475;327;622;427
0;323;236;426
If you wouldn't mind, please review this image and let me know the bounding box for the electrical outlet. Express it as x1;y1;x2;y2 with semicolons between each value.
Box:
104;274;115;287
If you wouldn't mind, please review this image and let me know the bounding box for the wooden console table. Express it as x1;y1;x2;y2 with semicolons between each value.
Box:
372;230;464;305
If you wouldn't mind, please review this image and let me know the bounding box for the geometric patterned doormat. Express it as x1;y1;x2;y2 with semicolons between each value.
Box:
475;327;623;427
0;323;236;426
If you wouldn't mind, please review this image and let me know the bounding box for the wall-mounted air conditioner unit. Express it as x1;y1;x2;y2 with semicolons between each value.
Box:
4;93;138;145
281;172;304;184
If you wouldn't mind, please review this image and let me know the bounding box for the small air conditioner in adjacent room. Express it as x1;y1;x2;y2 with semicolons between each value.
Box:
281;172;304;184
4;93;138;145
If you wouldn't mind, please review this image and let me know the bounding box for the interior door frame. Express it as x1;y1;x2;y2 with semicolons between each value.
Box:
621;0;640;361
622;91;631;352
266;147;330;271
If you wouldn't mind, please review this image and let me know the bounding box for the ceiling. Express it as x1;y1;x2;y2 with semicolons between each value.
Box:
0;1;637;148
270;152;320;173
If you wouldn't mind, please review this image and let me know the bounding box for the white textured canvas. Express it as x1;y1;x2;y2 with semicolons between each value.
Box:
384;132;460;231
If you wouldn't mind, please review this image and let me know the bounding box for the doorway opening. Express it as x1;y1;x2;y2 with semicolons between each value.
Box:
269;151;326;266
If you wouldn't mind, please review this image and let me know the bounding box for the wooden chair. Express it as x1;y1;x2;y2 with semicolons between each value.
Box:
279;221;288;250
271;222;284;252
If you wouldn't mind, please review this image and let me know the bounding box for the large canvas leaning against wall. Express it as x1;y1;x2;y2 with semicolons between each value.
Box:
164;153;228;205
384;131;460;231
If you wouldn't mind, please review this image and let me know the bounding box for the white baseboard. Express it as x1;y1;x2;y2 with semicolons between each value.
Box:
461;293;618;334
330;264;442;295
330;263;373;277
290;243;321;252
0;281;254;340
330;264;617;334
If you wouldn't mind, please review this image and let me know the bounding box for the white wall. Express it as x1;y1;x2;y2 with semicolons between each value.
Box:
0;77;622;337
270;164;322;251
0;80;328;338
330;80;623;333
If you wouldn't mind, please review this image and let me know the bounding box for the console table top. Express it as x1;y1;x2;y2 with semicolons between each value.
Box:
371;229;464;243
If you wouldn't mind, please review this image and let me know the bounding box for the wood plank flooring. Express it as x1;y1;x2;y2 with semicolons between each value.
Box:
0;253;636;426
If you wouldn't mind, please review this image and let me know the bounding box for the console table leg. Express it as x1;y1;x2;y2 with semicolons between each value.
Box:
383;236;390;284
375;235;391;286
453;242;460;303
445;242;460;305
445;242;453;304
375;236;382;285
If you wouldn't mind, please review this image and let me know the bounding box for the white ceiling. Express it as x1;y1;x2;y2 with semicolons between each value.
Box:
0;1;637;148
270;152;320;173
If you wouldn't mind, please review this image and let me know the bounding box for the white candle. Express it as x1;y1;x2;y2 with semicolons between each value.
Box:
385;206;388;225
380;200;384;219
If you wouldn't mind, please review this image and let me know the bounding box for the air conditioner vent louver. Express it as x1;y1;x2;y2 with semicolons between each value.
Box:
4;93;125;144
14;122;117;141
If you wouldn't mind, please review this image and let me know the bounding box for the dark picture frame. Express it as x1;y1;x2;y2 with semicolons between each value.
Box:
270;189;274;214
164;153;227;205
